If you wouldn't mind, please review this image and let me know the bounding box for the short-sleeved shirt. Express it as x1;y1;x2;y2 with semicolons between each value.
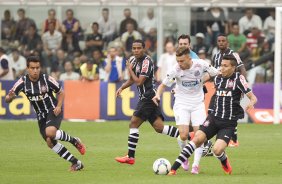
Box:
227;34;247;52
162;59;218;106
212;72;251;120
129;55;156;100
12;74;62;119
212;48;244;69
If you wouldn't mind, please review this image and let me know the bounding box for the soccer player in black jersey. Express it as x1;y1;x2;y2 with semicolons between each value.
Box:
115;40;180;165
168;55;257;175
5;55;86;171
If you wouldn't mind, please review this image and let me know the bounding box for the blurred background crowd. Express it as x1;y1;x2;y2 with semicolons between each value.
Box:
0;6;275;85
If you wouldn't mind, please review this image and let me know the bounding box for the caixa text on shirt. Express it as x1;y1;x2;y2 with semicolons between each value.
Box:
216;90;232;96
28;93;49;101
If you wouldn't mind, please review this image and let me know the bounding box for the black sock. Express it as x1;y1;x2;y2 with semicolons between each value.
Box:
128;129;139;158
216;152;227;165
162;125;179;138
55;130;76;145
52;142;78;164
171;142;196;171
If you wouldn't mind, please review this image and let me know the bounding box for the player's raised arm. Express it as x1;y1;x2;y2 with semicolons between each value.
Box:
5;77;24;103
5;90;16;103
116;77;134;98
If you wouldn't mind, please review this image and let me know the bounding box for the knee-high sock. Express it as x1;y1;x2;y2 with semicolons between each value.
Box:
55;130;76;145
193;144;203;167
128;128;139;158
162;125;179;138
215;152;227;165
171;141;196;171
52;142;78;164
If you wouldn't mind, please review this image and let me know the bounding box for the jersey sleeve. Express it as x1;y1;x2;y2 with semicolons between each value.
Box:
232;52;244;68
11;77;24;95
47;75;62;93
162;67;176;87
203;61;219;77
237;74;251;94
140;58;153;78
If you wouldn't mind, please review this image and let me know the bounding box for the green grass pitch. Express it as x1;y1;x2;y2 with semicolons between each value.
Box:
0;120;281;184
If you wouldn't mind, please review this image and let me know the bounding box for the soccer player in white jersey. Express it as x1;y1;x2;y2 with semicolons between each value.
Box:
153;47;218;174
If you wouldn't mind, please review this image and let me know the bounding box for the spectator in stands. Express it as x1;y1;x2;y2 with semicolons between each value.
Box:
79;59;99;81
85;22;103;56
98;8;117;46
121;22;142;58
238;8;262;35
15;8;36;41
61;29;81;57
42;21;62;73
227;23;248;60
103;47;126;82
144;28;157;55
0;47;14;80
9;49;26;79
41;9;61;35
205;7;228;47
1;10;16;51
198;49;211;65
263;9;275;50
20;25;43;57
139;8;157;37
72;56;81;74
156;41;176;82
193;32;209;54
246;26;266;84
50;49;68;80
59;61;80;81
61;9;82;40
119;8;138;36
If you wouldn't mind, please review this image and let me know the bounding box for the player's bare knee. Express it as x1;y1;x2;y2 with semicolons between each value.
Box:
179;133;188;141
212;147;224;156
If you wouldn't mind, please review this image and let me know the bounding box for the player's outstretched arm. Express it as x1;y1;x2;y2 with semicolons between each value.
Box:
245;91;257;111
53;89;64;116
5;90;16;103
152;83;167;106
116;78;134;98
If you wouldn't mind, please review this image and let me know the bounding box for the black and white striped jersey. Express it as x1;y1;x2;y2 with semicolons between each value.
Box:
212;48;244;69
129;55;156;100
212;72;251;120
12;73;62;119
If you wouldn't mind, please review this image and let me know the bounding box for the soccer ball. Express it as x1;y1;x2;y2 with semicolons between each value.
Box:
152;158;171;175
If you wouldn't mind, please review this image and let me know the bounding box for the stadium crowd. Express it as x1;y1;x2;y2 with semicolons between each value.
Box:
0;7;275;85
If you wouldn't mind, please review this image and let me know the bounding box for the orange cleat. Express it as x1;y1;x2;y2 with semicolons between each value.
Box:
221;158;232;175
74;138;86;155
115;155;135;165
70;160;84;171
228;140;239;147
167;170;176;176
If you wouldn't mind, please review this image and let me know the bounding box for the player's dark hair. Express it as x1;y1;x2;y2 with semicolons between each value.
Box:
222;55;237;66
92;22;99;28
26;55;40;67
177;34;191;44
133;39;145;48
176;47;190;57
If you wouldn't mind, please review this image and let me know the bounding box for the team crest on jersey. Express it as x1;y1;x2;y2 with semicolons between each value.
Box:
41;85;47;93
227;80;234;88
194;70;200;77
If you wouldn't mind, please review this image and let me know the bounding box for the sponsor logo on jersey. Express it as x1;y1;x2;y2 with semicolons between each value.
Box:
28;93;49;101
141;59;149;73
182;80;199;87
216;90;232;96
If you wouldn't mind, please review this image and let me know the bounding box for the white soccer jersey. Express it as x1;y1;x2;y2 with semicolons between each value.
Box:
162;59;218;105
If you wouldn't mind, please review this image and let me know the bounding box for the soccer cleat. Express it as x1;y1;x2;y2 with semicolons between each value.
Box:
228;140;239;147
191;165;200;174
181;159;189;171
115;155;135;165
70;160;84;171
202;140;213;157
167;170;176;176
74;138;86;155
221;158;232;175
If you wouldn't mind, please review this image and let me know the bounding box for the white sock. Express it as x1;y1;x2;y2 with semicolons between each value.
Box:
177;135;187;150
193;144;203;167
